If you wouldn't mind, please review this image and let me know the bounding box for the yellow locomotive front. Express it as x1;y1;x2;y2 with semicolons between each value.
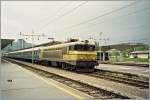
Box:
63;43;98;72
38;41;98;72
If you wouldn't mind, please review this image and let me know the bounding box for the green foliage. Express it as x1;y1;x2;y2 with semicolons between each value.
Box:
125;58;149;62
122;44;149;57
134;45;149;51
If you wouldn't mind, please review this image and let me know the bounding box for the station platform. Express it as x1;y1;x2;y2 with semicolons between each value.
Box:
96;64;149;77
6;59;149;99
0;60;91;100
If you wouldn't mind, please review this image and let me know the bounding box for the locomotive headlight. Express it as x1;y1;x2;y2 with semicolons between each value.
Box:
92;57;95;59
80;56;84;59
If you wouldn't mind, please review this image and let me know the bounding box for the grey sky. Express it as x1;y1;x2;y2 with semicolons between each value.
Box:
1;0;150;45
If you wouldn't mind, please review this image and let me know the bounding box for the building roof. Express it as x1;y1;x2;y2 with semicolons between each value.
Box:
1;39;14;49
131;50;149;54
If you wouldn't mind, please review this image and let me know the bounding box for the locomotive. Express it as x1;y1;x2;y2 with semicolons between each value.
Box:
5;40;98;72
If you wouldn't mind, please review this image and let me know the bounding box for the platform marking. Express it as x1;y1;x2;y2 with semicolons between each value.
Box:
3;60;85;100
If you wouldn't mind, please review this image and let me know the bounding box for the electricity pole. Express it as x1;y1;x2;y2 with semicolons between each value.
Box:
99;32;102;63
89;32;109;63
19;29;45;64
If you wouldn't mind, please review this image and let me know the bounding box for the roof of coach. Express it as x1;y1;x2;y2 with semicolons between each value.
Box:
41;40;95;50
6;40;95;54
42;41;84;50
6;46;42;54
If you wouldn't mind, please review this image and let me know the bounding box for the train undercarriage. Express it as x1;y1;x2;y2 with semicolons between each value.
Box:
7;57;97;72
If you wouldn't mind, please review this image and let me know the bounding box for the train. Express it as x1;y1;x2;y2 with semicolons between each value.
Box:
4;40;98;72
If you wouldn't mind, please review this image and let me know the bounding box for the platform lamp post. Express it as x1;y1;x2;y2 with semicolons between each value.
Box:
19;29;45;65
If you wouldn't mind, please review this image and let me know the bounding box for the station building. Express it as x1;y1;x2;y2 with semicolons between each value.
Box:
98;43;149;62
130;50;149;59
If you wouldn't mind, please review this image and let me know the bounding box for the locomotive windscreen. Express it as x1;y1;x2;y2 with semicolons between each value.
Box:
69;44;95;51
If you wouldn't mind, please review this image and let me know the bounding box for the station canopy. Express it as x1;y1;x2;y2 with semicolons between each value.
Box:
1;39;14;49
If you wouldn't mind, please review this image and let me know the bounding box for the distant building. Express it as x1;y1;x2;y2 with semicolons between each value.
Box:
3;39;32;52
107;49;124;62
97;49;124;62
17;39;26;49
130;50;149;59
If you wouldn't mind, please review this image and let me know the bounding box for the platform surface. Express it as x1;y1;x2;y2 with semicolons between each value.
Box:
0;60;91;100
96;64;149;77
7;59;149;99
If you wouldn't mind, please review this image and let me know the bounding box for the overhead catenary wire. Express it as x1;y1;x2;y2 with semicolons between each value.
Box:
61;6;150;33
58;0;141;32
38;2;73;24
38;1;88;31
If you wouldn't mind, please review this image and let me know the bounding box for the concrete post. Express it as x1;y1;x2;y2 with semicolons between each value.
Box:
103;52;105;61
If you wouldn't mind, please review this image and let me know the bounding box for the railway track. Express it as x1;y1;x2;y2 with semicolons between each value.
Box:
86;69;149;89
7;59;128;99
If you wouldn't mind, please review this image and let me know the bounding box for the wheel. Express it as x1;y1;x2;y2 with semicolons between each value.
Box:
62;63;66;69
70;65;76;71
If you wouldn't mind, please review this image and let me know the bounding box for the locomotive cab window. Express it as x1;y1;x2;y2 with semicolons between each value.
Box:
72;44;95;51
